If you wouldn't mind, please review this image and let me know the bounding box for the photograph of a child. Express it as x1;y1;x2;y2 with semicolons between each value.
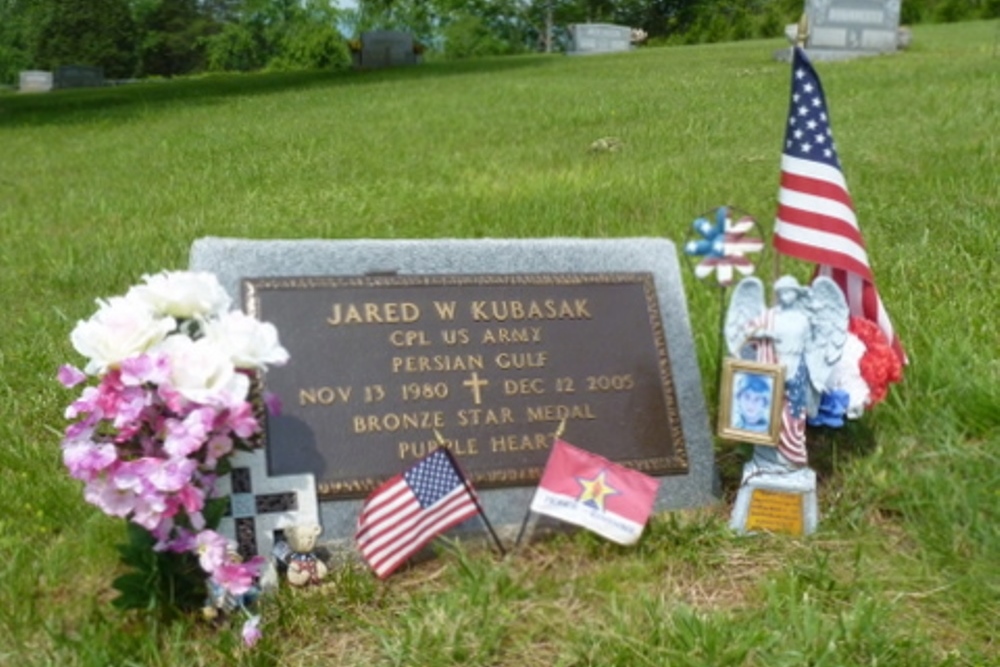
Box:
731;372;773;433
718;358;784;445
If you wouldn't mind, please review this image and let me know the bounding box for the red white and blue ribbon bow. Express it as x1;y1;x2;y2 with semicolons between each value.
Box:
683;207;764;286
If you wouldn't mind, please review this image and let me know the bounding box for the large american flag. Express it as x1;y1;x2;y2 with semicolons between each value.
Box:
355;448;480;579
774;47;906;365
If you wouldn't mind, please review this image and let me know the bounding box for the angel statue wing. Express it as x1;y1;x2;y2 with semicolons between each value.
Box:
724;277;766;358
804;276;850;394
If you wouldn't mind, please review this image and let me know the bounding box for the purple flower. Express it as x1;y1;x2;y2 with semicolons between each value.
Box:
163;407;215;458
263;391;282;417
58;365;87;388
62;441;118;481
241;615;262;648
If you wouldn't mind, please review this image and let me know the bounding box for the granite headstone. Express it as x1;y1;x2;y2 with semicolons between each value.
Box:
567;24;633;56
359;30;418;69
53;65;105;89
19;70;53;93
190;238;718;554
784;0;904;61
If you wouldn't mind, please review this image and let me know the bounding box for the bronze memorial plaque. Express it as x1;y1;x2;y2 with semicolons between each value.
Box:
244;273;689;499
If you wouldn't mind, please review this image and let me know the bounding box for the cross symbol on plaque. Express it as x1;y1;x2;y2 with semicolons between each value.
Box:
462;371;489;405
216;448;319;560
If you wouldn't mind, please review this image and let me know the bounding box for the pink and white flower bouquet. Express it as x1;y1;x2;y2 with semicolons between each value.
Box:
57;270;288;635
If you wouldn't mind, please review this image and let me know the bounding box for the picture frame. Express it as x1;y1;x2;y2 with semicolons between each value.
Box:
718;358;785;446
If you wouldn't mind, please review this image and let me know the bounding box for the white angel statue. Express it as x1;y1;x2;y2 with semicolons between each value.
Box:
724;275;849;468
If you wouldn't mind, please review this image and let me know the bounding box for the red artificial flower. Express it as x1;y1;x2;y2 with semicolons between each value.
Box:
849;317;903;407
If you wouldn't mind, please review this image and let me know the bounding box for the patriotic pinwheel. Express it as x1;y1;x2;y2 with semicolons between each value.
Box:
683;206;765;287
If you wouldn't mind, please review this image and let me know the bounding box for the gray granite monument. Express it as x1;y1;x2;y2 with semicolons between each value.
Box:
784;0;905;61
190;238;718;557
53;65;105;89
358;30;418;69
19;70;53;93
567;23;633;56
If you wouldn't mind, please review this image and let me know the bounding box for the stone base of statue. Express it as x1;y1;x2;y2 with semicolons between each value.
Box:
729;449;817;536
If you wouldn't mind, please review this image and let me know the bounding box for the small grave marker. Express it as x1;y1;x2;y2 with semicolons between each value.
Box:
567;24;633;56
53;65;105;89
19;70;53;93
359;30;418;69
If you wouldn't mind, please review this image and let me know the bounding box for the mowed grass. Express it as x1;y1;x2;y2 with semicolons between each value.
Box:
1;20;998;666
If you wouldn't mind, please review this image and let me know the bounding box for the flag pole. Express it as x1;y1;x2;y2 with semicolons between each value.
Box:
434;430;506;558
514;418;567;550
774;15;810;290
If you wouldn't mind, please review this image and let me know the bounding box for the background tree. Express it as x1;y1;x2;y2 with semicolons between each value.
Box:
0;0;46;83
32;0;138;78
139;0;217;76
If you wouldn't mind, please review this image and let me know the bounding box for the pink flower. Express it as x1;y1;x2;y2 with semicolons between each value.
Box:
214;555;264;596
58;365;87;388
120;353;171;386
195;530;229;573
241;615;262;648
111;385;151;430
66;386;100;420
222;402;259;439
84;475;136;518
163;407;215;458
148;457;197;493
167;484;206;526
130;492;170;531
204;435;234;468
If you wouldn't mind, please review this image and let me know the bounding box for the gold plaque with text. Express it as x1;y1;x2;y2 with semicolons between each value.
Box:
746;489;804;535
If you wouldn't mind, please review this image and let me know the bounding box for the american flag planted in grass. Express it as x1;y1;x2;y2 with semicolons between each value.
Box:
355;449;480;579
774;46;905;366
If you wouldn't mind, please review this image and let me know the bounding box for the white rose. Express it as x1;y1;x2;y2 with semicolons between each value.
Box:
154;334;249;406
207;311;290;370
127;271;232;320
71;296;176;374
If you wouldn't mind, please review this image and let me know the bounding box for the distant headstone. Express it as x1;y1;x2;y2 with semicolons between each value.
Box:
19;70;53;93
567;23;633;56
190;238;719;552
359;30;417;69
53;65;105;89
784;0;904;61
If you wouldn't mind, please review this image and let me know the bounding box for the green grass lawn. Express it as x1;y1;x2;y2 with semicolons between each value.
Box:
1;20;997;666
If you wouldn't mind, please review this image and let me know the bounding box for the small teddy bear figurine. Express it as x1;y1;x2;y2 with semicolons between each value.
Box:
275;523;328;587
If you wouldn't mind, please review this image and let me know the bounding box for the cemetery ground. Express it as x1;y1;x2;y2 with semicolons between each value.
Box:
0;19;997;667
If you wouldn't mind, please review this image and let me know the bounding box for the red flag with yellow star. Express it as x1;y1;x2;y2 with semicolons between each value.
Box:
529;439;660;545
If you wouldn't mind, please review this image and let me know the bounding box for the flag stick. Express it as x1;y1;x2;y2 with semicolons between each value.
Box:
435;430;506;558
513;418;567;550
716;285;729;388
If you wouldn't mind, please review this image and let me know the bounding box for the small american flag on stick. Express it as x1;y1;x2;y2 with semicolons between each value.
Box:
355;448;480;579
774;47;905;365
